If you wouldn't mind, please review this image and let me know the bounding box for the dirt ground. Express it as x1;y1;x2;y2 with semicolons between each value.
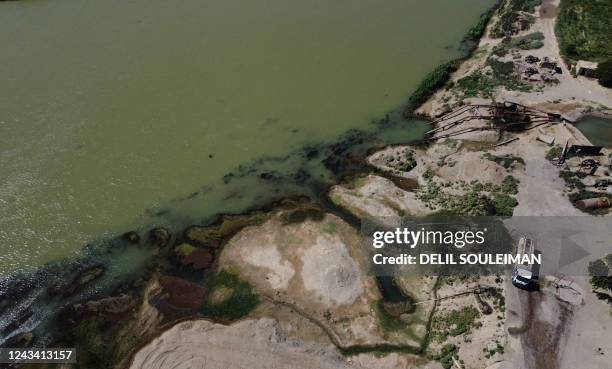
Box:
329;174;430;219
417;0;612;120
129;317;363;369
219;212;433;348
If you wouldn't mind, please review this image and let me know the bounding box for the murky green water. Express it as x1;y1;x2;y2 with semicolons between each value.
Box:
0;0;495;274
575;118;612;147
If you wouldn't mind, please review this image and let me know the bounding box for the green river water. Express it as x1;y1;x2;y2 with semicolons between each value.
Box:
0;0;495;275
575;118;612;147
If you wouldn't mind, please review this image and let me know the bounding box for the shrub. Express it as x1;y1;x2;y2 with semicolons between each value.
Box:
511;32;545;50
484;153;525;169
397;151;417;172
432;306;480;342
490;0;542;38
492;193;518;216
423;167;435;181
457;71;495;97
545;145;562;161
501;175;519;194
559;170;586;189
405;60;460;114
588;258;612;290
433;344;459;369
596;60;612;88
466;5;498;41
588;259;610;277
556;0;612;63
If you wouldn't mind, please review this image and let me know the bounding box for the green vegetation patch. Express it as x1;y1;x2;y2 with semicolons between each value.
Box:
559;170;587;190
587;255;612;290
456;57;530;97
466;5;499;41
200;269;259;320
403;1;500;114
431;306;480;342
484;343;505;358
556;0;612;64
511;32;545;49
372;300;407;332
175;243;197;256
491;193;519;216
493;32;545;56
386;151;418;173
397;150;417;172
501;175;520;194
457;71;496;98
186;213;269;246
488;287;506;311
484;153;525;169
568;190;612;205
405;60;460;114
417;174;520;216
431;344;459;369
545;145;563;162
490;0;542;38
596;60;612;88
280;202;326;224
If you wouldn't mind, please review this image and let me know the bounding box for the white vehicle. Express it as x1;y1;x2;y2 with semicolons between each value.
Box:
512;236;536;287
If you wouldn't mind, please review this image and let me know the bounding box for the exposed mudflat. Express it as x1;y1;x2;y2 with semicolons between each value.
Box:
219;213;388;346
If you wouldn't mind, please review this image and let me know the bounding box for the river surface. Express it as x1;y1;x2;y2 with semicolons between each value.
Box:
575;118;612;147
0;0;495;274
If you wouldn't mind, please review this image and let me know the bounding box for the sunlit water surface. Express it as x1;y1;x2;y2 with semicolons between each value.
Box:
0;0;495;274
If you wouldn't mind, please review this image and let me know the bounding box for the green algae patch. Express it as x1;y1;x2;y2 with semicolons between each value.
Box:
185;213;269;248
175;243;197;256
279;203;326;224
200;269;259;320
